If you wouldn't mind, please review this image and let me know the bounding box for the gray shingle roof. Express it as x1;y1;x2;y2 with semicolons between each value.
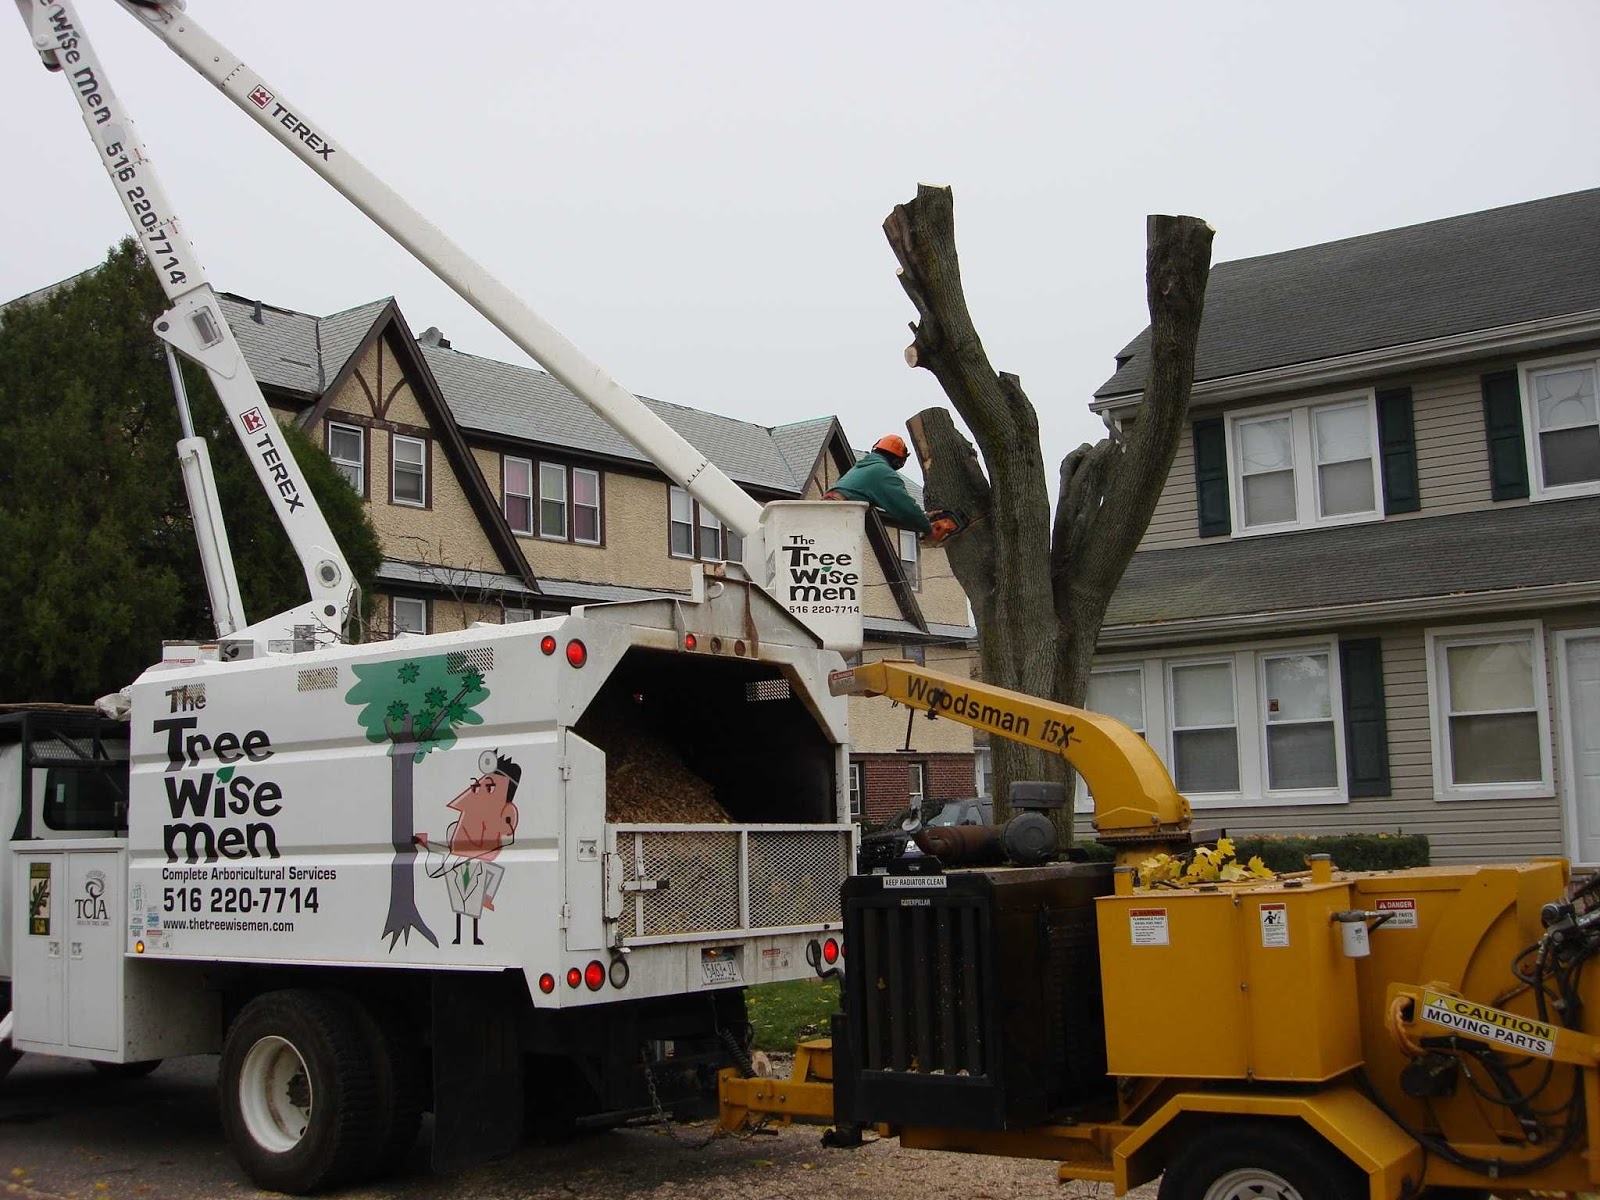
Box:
420;342;807;493
1104;496;1600;630
771;418;836;487
219;295;324;395
1097;189;1600;401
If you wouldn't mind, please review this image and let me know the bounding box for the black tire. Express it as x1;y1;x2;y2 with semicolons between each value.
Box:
218;990;380;1195
1158;1119;1366;1200
348;999;425;1179
90;1059;162;1080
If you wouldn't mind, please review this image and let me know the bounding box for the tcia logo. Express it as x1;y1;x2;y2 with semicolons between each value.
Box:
248;86;274;109
241;408;267;433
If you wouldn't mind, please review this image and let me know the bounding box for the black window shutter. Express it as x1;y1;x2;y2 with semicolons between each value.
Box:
1375;386;1420;514
1192;417;1231;537
1340;637;1390;798
1481;370;1530;501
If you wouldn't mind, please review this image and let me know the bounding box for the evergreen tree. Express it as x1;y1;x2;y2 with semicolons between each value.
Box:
0;239;382;701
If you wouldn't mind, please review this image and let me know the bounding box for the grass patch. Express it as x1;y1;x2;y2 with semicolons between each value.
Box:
745;977;840;1051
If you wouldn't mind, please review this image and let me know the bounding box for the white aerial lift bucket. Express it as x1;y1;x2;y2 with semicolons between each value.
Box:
757;500;868;655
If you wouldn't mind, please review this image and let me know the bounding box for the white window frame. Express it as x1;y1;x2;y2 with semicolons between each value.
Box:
327;421;364;495
1224;392;1382;536
1425;621;1553;802
1521;352;1600;501
1076;665;1146;814
392;596;428;637
539;462;568;540
503;456;533;535
669;486;738;562
848;763;863;820
391;434;427;508
1257;649;1341;795
899;528;920;590
571;467;602;546
1085;636;1348;810
908;761;926;809
1167;657;1244;802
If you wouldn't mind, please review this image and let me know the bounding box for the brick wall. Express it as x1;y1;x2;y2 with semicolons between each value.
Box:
852;751;977;825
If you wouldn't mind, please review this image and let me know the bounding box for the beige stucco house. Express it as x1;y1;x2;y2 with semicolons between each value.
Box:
1090;188;1600;865
217;293;976;824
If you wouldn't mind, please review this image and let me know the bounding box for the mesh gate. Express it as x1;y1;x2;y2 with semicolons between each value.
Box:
614;827;850;941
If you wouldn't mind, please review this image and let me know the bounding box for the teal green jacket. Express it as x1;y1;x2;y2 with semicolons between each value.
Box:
831;451;932;534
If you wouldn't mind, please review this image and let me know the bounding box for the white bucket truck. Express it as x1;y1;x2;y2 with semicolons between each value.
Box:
4;1;867;1191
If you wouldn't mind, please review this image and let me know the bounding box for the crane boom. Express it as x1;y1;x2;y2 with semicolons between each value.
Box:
830;660;1193;847
100;0;766;546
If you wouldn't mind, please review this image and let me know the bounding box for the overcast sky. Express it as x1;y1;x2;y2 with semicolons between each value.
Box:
5;1;1598;483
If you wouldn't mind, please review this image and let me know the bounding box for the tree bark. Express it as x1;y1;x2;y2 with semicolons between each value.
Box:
888;188;1213;838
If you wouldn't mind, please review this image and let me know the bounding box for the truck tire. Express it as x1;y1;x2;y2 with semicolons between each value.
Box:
90;1059;162;1079
219;990;380;1194
1158;1120;1365;1200
349;1000;424;1178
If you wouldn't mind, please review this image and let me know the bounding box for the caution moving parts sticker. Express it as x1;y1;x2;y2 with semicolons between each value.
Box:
1419;990;1556;1058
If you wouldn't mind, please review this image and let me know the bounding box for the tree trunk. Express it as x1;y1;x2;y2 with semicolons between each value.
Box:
384;739;438;950
889;188;1213;843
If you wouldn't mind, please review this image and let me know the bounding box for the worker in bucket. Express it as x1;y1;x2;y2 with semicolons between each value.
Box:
826;434;958;542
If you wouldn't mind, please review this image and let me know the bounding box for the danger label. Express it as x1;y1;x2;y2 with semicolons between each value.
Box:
1129;907;1169;946
1375;898;1417;929
1420;990;1555;1058
1259;902;1289;947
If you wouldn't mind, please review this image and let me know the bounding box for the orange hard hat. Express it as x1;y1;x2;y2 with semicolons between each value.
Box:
874;434;909;460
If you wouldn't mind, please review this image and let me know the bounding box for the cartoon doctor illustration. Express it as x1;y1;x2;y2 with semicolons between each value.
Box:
415;750;521;945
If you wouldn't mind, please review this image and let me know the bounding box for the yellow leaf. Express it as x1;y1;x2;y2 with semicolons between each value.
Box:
1219;862;1248;882
1248;855;1274;879
1216;836;1236;860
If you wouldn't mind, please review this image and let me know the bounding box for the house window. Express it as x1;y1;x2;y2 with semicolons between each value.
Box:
1227;395;1380;534
1261;651;1336;790
1078;667;1145;812
899;528;920;590
1524;355;1600;496
669;487;740;561
1088;637;1347;808
392;596;428;636
902;644;926;666
1427;623;1551;800
504;457;533;534
1169;661;1240;794
849;763;863;820
907;761;926;809
505;606;536;623
539;463;567;539
327;421;364;494
572;469;601;544
391;434;427;507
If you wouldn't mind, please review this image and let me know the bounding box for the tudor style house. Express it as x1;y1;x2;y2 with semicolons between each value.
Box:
1089;188;1600;865
209;292;974;823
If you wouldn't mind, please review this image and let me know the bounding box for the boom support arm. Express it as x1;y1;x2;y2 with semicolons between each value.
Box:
830;661;1192;845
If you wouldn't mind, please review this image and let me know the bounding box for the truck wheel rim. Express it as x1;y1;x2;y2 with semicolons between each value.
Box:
238;1035;312;1154
1204;1168;1302;1200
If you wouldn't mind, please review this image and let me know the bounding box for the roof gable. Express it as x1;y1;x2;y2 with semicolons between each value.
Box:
1097;188;1600;400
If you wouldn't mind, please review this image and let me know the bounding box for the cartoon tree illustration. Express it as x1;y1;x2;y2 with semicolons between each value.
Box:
347;655;490;950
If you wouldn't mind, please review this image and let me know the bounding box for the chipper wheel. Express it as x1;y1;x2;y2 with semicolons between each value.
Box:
1157;1119;1366;1200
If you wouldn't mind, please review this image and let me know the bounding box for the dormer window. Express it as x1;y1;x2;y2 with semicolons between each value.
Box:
1226;394;1382;535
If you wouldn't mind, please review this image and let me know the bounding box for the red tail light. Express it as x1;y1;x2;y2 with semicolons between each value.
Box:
584;960;605;991
540;635;557;655
538;973;556;994
565;639;587;668
566;967;582;989
734;640;746;656
822;937;839;965
684;633;698;651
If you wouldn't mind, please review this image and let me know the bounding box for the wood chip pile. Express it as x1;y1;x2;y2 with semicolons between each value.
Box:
577;698;732;824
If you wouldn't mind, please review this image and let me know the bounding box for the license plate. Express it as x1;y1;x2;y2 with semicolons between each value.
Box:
701;949;741;985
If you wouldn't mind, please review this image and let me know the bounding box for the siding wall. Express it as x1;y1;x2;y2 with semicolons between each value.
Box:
1098;604;1600;865
849;641;976;755
1130;345;1600;553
